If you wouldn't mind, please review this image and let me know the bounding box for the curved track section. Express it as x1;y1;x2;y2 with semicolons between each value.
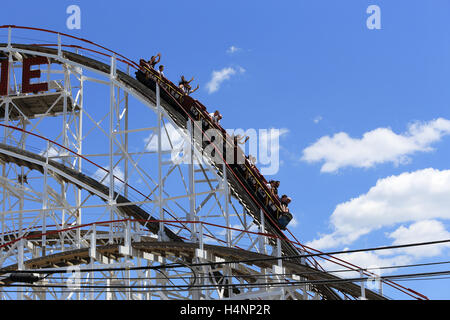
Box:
0;142;181;242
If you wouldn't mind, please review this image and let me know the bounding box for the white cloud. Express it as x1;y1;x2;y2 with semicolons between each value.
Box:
301;118;450;173
306;168;450;251
93;166;125;189
316;220;450;277
144;122;186;152
206;66;245;94
289;216;299;228
39;146;68;162
319;250;412;278
226;45;241;54
40;146;60;158
313;116;323;124
386;220;450;258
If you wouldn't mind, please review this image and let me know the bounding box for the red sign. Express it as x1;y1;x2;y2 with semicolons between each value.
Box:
0;56;49;96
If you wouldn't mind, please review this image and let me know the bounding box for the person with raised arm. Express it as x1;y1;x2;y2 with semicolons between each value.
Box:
148;53;161;69
179;75;198;95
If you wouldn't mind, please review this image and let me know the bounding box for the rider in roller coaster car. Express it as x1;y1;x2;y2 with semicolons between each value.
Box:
267;180;280;199
179;76;199;95
278;195;293;230
209;110;223;125
148;53;161;69
158;65;165;77
139;53;162;79
247;155;256;169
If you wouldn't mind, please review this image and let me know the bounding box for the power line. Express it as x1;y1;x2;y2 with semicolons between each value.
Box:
2;269;450;293
30;259;450;281
392;276;450;282
5;238;450;276
363;260;450;272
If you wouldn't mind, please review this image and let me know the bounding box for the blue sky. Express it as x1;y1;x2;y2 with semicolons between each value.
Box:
2;0;450;299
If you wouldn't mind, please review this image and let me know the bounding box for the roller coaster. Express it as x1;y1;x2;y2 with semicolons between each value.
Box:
0;25;428;300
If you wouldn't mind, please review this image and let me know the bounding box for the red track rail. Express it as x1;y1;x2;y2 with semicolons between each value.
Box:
0;25;139;70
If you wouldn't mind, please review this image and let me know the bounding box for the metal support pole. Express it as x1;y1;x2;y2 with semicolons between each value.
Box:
42;142;49;257
57;33;62;57
146;263;151;300
89;224;96;300
60;65;71;247
1;97;8;247
187;119;197;242
124;71;129;198
106;277;112;300
156;83;166;241
7;27;11;48
379;281;383;296
76;72;84;250
259;209;267;255
125;220;131;300
222;163;231;247
199;222;204;250
125;219;131;249
276;238;282;268
109;55;117;244
63;65;69;150
18;238;24;300
360;269;366;300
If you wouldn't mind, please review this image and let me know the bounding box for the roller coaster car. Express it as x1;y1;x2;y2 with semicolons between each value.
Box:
277;211;293;230
181;95;199;118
